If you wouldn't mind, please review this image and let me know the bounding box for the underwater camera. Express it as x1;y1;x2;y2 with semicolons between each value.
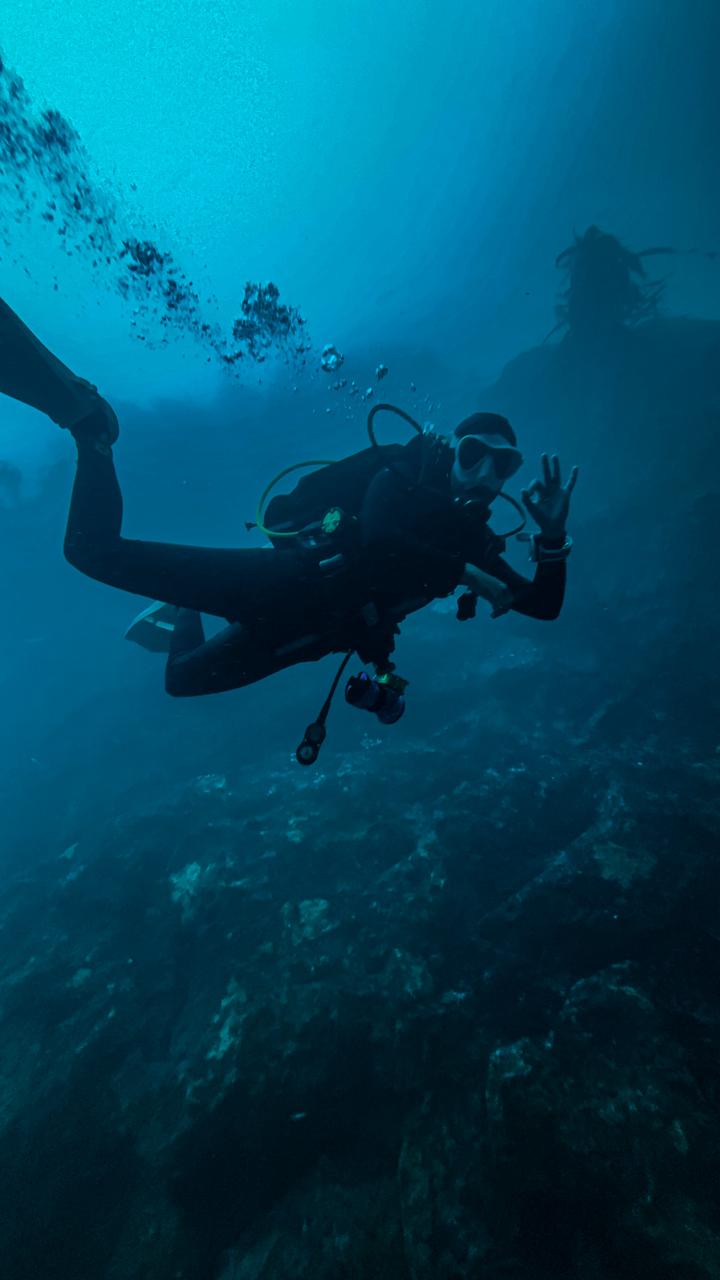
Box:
295;660;408;765
344;670;407;725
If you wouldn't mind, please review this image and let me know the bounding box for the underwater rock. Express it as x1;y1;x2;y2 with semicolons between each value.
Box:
480;967;717;1276
1;277;719;1276
552;225;672;342
281;897;338;944
0;677;719;1278
194;772;228;794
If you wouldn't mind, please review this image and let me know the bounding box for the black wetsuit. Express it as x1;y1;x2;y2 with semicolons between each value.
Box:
0;292;566;698
63;431;566;696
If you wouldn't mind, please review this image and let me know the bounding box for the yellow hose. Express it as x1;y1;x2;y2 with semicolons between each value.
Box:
255;460;336;539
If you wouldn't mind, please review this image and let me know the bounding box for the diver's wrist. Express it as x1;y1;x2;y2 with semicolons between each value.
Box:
530;531;572;562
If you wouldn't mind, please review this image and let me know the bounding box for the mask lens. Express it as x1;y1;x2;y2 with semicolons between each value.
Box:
495;449;522;479
457;436;489;470
457;435;522;477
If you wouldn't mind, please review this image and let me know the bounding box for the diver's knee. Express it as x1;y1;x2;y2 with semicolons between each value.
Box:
63;531;114;582
64;531;94;575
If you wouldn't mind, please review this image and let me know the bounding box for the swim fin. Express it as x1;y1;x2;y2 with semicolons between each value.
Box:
125;601;178;653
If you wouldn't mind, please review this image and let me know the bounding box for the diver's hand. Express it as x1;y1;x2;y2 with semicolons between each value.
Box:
521;454;579;538
461;564;515;617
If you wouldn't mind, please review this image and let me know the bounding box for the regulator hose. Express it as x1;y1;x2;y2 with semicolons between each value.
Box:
252;459;336;539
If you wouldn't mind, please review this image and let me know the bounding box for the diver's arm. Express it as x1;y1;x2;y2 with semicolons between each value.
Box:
472;451;577;620
495;451;577;619
165;612;252;696
460;563;517;616
483;541;567;620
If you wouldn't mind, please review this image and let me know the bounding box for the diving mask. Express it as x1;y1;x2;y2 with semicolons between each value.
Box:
451;432;524;495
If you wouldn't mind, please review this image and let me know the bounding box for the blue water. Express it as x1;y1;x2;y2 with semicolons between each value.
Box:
1;4;719;1278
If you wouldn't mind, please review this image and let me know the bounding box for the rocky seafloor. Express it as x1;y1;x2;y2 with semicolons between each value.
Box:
0;260;718;1278
0;457;718;1279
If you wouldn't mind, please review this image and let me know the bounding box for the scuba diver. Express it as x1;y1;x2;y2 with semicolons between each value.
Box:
0;293;578;762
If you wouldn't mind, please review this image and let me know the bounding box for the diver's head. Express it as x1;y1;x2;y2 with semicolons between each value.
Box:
451;412;523;502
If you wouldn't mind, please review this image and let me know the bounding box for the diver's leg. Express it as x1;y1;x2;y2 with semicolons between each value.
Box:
64;435;125;558
64;436;326;621
169;608;205;651
0;295;109;430
165;611;332;696
0;295;324;622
